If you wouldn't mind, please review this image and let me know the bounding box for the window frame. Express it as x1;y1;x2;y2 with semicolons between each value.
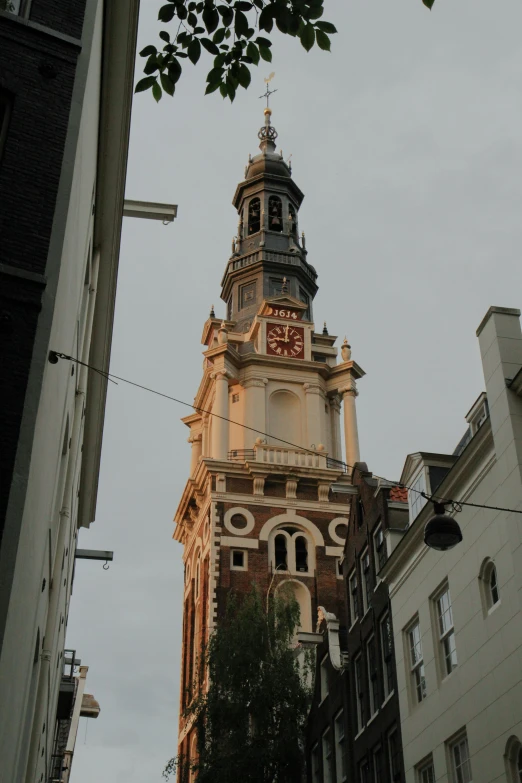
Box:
434;585;458;677
320;655;329;702
270;527;314;576
366;635;379;718
380;612;394;701
354;655;365;735
374;524;387;572
322;728;334;783
373;745;384;783
416;758;436;783
334;710;347;783
349;569;359;625
311;743;321;783
408;468;428;522
360;548;372;614
479;558;500;614
230;549;247;571
0;89;13;164
448;732;472;783
387;727;401;783
406;619;427;704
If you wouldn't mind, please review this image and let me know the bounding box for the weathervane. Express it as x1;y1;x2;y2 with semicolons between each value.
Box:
259;72;277;108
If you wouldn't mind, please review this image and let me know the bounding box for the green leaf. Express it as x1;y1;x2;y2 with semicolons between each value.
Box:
158;4;176;22
234;9;249;36
238;63;251;89
152;81;162;101
160;72;175;95
206;66;225;83
169;57;182;83
315;20;337;33
219;82;228;98
246;41;260;64
258;45;272;62
201;37;220;54
235;1;252;9
307;7;323;19
176;4;187;19
135;76;156;93
188;37;202;64
315;30;330;51
213;27;226;43
213;52;227;67
218;4;234;25
258;6;274;32
144;55;159;75
188;11;198;26
423;0;435;7
139;45;157;57
203;5;220;32
159;31;170;43
254;36;271;47
205;80;221;94
300;22;315;52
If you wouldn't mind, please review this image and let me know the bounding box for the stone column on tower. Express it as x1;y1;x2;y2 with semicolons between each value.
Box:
211;371;229;460
304;383;325;449
340;380;360;474
188;433;202;476
330;395;342;461
243;377;268;449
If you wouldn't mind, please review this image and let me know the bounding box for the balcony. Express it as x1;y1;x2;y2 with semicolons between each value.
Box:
227;445;348;472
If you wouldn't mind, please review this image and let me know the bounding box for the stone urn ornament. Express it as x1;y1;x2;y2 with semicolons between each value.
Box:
218;321;228;345
341;337;351;362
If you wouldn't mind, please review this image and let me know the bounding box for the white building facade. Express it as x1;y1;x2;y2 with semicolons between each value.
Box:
0;2;139;781
381;306;522;783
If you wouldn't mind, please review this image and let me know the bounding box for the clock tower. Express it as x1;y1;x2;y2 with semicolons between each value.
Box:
174;109;365;763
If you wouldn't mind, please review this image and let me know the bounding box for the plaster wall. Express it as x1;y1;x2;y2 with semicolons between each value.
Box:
0;6;104;781
387;309;522;783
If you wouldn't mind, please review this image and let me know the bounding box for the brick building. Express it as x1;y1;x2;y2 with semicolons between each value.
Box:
0;1;139;780
173;109;365;768
306;467;409;783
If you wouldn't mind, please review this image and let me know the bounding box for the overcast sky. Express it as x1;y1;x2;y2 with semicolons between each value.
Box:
66;0;522;780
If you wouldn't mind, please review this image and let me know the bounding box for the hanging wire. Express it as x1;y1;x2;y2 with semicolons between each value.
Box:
49;351;522;517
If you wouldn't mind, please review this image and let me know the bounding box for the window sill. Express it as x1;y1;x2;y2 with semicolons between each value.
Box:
367;710;379;726
348;619;359;633
440;667;457;686
380;690;395;709
361;607;372;622
354;727;366;742
487;600;501;616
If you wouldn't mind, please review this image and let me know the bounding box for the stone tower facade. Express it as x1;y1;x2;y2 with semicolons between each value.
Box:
174;109;365;763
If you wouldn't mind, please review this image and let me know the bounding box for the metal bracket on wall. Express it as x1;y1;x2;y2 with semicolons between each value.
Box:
75;549;114;570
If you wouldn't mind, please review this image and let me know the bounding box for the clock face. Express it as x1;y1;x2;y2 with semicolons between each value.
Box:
266;323;305;358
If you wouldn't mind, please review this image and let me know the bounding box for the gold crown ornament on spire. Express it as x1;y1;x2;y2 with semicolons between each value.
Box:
258;74;278;150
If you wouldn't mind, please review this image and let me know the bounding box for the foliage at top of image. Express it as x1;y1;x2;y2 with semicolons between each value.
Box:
164;584;313;783
135;0;435;103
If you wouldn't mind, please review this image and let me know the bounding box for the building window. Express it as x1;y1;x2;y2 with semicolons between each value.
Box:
380;612;394;699
336;558;343;579
239;281;256;309
449;733;472;783
232;393;240;403
407;620;427;703
374;525;387;571
295;536;308;572
361;549;372;613
0;90;13;163
354;655;365;734
227;295;232;320
409;470;428;522
288;202;298;236
417;758;435;783
270;527;313;575
322;729;334;783
479;558;500;613
311;744;321;783
230;550;247;571
334;711;346;782
299;287;310;320
436;586;457;676
373;746;384;783
268;195;283;231
275;534;287;570
248;197;261;234
320;655;329;702
366;636;379;717
388;728;401;782
359;759;370;783
349;570;359;625
505;736;522;783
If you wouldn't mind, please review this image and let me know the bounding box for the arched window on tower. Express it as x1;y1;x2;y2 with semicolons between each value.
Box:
295;536;308;573
275;534;288;570
248;198;261;234
268;195;283;232
288;202;297;237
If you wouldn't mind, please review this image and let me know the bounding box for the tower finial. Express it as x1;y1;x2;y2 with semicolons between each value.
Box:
258;75;278;153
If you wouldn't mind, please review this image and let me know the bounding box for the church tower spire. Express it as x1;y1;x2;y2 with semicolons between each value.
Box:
173;109;365;770
222;108;317;332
